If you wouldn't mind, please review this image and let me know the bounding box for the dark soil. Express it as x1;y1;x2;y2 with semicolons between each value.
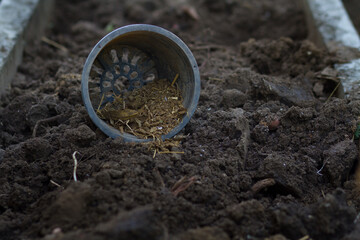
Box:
343;0;360;35
1;0;360;239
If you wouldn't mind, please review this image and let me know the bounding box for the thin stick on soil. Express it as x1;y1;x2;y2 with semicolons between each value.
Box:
97;93;105;113
32;114;66;138
324;81;341;104
299;236;310;240
41;36;69;53
355;138;360;190
321;189;326;198
125;120;134;133
158;151;185;154
171;176;197;196
171;73;179;87
208;77;224;82
189;44;228;51
72;151;80;181
50;180;64;189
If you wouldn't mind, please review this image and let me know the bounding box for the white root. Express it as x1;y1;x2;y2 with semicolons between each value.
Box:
72;151;80;181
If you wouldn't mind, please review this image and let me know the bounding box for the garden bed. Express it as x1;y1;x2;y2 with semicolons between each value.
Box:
1;0;360;239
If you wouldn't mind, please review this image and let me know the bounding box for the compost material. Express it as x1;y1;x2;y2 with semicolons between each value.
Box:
1;0;360;240
97;77;186;139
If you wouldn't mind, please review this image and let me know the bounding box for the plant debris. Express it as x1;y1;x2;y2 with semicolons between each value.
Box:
97;78;187;144
171;176;198;197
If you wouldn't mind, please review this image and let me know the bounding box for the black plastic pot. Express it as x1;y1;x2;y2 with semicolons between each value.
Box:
81;24;200;142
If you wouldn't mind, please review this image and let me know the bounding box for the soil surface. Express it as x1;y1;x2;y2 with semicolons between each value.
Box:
343;0;360;35
1;0;360;239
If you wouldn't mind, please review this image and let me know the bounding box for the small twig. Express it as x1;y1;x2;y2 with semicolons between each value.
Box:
72;151;80;182
153;149;157;159
172;176;186;190
32;114;66;138
171;73;179;87
50;180;64;189
171;176;197;197
251;178;276;194
356;139;360;189
324;81;341;105
208;77;224;82
97;93;105;112
144;104;153;118
298;236;310;240
189;44;227;51
41;36;69;52
158;151;185;154
82;153;96;162
321;189;326;198
125;120;134;133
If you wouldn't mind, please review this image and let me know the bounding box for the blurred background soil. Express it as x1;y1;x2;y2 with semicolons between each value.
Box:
1;0;360;239
343;0;360;35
